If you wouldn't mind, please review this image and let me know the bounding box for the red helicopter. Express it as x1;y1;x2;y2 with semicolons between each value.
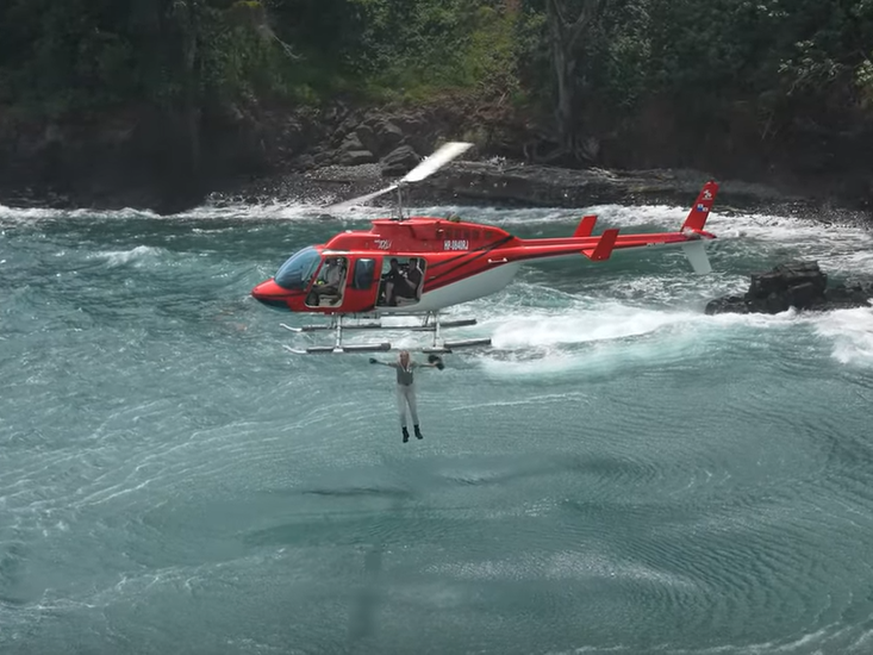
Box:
251;142;719;354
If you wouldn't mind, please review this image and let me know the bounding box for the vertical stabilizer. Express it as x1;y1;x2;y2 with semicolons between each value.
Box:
681;180;719;234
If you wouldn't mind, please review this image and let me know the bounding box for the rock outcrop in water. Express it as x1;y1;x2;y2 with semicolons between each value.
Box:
705;261;873;315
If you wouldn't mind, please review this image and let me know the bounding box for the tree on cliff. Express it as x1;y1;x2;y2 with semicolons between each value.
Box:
542;0;607;162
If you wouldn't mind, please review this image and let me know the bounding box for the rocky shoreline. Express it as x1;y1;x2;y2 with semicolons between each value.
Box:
205;160;873;231
1;101;872;223
209;160;794;211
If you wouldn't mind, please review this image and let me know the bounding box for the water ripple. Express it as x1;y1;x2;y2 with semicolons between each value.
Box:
2;203;873;654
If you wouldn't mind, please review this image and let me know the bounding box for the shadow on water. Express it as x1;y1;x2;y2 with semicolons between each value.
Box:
299;486;415;500
244;463;422;653
346;544;385;653
254;450;670;507
0;542;32;606
243;449;689;653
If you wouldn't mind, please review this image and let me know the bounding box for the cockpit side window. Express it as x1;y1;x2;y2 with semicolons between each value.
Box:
274;247;321;290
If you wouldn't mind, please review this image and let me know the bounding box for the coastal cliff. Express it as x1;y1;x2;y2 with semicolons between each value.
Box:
2;99;872;221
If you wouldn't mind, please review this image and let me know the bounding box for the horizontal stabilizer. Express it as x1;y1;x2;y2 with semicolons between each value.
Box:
582;228;619;261
574;215;597;238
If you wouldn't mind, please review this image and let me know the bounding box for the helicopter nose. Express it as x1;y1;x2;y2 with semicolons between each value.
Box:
251;279;290;310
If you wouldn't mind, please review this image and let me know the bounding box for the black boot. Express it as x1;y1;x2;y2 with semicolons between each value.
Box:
402;426;409;443
414;425;423;440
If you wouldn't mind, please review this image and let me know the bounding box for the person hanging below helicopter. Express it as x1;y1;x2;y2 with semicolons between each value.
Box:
369;350;444;442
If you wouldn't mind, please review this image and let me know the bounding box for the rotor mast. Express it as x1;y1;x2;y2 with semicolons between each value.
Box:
394;183;405;221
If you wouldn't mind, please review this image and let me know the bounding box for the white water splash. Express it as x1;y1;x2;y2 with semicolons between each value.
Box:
0;199;330;224
485;302;699;349
91;245;167;267
0;203;160;222
812;307;873;366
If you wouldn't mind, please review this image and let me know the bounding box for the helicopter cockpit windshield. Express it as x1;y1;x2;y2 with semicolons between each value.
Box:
274;246;321;290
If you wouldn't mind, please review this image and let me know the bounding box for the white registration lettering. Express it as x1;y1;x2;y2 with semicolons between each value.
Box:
375;239;391;250
443;240;468;250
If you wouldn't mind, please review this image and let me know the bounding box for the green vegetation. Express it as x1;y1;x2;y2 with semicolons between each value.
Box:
2;0;872;162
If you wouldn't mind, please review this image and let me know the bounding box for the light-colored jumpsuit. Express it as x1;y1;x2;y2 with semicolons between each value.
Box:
393;362;420;428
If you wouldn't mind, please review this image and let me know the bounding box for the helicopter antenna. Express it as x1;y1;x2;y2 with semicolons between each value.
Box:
325;141;473;214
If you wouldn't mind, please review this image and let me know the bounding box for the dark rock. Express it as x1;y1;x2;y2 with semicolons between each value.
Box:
292;154;315;170
339;132;366;154
312;149;334;166
705;295;749;315
380;144;420;177
706;260;872;315
372;120;404;155
354;123;378;154
339;149;377;166
786;281;820;309
345;117;406;159
748;260;826;299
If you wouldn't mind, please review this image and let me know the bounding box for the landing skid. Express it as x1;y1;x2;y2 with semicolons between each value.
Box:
279;312;491;354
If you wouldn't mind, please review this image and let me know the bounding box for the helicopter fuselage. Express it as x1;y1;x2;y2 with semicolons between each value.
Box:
251;211;715;317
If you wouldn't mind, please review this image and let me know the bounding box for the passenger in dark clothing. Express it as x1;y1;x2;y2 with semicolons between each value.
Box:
400;259;423;298
385;258;422;305
382;258;404;306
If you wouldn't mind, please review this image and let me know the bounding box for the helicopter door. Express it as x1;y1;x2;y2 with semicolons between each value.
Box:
345;256;381;311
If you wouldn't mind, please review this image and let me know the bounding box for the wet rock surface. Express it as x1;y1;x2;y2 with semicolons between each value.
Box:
705;261;873;315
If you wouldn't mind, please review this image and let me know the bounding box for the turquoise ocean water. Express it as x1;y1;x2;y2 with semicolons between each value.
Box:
2;197;873;654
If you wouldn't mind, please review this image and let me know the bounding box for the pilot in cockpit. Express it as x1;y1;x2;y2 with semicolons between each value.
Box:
310;258;344;304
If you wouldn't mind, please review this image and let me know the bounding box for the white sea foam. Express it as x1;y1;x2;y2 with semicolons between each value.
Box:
173;199;338;220
90;245;167;267
0;203;160;222
0;199;328;223
812;306;873;366
485;302;698;349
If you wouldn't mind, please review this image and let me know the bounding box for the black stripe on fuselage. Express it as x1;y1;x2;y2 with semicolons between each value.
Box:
424;235;515;289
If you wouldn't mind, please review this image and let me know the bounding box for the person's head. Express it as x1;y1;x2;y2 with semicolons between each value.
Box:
398;350;410;366
390;258;399;270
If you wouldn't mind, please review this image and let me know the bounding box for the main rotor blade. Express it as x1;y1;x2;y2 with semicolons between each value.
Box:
401;141;473;182
325;141;473;211
326;183;399;211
